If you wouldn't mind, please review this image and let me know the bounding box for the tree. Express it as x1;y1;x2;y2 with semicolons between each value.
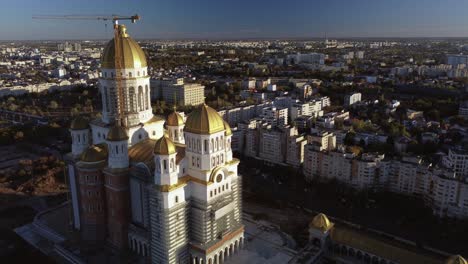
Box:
49;100;58;109
344;131;356;146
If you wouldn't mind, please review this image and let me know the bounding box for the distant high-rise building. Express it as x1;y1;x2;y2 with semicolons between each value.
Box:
344;92;362;106
447;54;468;66
325;38;337;48
74;42;82;52
150;78;205;106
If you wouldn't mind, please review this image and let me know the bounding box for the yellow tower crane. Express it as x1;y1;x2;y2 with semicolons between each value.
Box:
33;14;140;127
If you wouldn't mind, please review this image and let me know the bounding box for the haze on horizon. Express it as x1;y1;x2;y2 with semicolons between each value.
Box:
2;0;468;40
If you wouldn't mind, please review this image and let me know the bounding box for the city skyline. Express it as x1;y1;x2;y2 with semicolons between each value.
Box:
3;0;468;40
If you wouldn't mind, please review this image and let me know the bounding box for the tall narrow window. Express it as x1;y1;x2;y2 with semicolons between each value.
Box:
129;72;132;78
109;87;116;114
145;85;149;110
138;86;144;111
128;87;135;112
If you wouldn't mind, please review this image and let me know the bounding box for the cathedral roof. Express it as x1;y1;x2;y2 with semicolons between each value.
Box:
129;139;185;164
310;213;334;232
330;226;443;264
167;111;184;127
446;255;467;264
154;136;176;155
107;125;129;141
80;144;108;162
70;116;89;130
184;103;225;135
101;25;147;69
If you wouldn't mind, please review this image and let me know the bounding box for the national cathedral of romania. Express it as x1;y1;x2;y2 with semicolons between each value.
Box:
65;24;244;264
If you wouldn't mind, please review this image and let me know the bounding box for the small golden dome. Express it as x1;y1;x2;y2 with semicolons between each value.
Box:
167;111;184;126
446;255;467;264
154;136;176;155
185;104;225;135
107;125;129;141
81;144;108;162
310;213;334;232
101;25;147;69
70;116;89;130
224;120;232;136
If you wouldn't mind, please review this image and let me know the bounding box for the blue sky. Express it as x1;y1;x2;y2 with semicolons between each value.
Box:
1;0;468;40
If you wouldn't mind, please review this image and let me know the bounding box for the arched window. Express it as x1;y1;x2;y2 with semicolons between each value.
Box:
129;72;132;78
156;158;160;172
138;86;143;111
137;71;140;77
175;196;179;203
116;145;119;154
104;72;107;77
128;87;136;112
145;85;149;110
163;160;167;171
143;70;145;76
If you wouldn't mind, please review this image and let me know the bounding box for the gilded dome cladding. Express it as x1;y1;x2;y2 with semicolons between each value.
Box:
167;111;184;127
184;104;225;135
81;144;108;162
101;25;147;69
154;136;176;155
70;116;89;130
107;125;129;141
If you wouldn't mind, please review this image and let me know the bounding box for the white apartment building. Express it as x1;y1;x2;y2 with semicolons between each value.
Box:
307;131;336;151
442;148;468;179
286;135;307;168
286;53;325;65
150;78;205;106
259;128;285;164
344;92;362;106
290;100;324;121
447;54;468;66
459;101;468;118
262;107;288;127
303;146;468;219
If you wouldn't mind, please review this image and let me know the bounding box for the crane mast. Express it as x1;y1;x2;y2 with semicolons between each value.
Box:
32;14;141;127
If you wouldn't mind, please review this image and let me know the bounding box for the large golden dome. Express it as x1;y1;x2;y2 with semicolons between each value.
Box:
107;125;129;141
310;213;334;232
446;255;467;264
101;25;147;69
167;111;184;127
185;104;225;135
154;136;176;155
81;144;108;162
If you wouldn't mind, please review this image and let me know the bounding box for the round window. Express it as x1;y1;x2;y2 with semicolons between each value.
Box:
216;174;223;183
